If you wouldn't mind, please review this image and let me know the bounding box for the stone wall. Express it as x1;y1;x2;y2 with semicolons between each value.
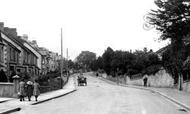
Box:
182;81;190;93
127;69;174;87
0;83;14;97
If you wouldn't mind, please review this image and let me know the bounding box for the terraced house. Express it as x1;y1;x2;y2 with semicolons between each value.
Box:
0;22;41;82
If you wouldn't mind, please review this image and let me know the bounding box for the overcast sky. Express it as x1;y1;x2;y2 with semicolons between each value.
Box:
0;0;168;60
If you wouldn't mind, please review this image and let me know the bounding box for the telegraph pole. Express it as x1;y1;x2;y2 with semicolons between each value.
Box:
66;48;69;77
60;28;63;88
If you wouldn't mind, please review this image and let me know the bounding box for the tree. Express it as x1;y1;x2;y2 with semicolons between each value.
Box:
76;51;96;70
149;0;190;90
90;56;103;71
102;47;114;75
150;0;190;42
68;60;75;69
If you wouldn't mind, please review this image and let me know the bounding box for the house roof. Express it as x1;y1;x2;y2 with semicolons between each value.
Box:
155;45;170;55
0;30;38;58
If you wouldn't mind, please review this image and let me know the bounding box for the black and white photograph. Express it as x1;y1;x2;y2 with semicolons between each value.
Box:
0;0;190;114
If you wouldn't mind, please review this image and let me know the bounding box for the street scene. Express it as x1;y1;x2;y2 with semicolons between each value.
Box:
1;0;190;114
12;73;188;114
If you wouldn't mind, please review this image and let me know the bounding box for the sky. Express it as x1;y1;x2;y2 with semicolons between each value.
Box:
0;0;169;60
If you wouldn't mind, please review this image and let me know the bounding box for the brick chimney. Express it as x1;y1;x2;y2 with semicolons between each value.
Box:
0;22;4;31
21;34;28;41
4;27;18;38
32;40;37;45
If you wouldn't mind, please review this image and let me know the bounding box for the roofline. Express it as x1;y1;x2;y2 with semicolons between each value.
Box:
0;30;38;58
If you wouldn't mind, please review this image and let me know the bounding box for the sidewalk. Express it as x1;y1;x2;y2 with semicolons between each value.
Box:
124;84;190;111
100;77;190;111
0;76;76;114
149;87;190;110
0;97;13;103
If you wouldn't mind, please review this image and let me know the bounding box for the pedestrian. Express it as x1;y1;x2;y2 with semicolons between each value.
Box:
33;79;40;101
18;78;26;101
26;80;33;101
96;72;99;77
143;74;148;87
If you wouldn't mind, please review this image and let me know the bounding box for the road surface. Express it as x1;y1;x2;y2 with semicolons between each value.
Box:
14;74;188;114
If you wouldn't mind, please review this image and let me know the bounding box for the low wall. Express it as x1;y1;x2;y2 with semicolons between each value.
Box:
182;81;190;93
0;83;14;97
128;69;174;87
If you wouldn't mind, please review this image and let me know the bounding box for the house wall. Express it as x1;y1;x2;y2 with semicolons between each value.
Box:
24;43;41;69
0;42;6;71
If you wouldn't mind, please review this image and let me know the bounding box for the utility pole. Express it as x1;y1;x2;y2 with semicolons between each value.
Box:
66;48;69;77
60;28;63;88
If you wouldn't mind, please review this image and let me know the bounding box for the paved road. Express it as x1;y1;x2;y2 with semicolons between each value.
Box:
14;74;188;114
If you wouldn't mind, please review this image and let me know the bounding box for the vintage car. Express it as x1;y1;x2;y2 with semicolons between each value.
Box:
77;76;87;86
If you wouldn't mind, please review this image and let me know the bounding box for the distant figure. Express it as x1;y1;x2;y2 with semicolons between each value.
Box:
0;69;8;82
26;80;33;101
33;79;40;101
18;78;26;101
96;73;99;77
143;75;148;87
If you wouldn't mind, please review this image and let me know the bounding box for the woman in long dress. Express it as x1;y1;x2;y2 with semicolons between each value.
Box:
33;79;40;101
18;79;26;101
26;80;33;101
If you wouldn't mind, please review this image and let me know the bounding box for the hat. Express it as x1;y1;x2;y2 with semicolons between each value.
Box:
27;81;33;85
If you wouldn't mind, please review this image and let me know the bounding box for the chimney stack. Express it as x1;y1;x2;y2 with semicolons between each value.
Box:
0;22;4;31
21;34;28;41
32;40;37;45
4;27;18;38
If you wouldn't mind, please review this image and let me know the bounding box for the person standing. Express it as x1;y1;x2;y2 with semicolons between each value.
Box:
18;78;26;101
143;74;148;87
26;80;33;101
33;79;40;101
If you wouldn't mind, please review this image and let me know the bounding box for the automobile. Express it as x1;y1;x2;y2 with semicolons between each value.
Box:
77;76;87;86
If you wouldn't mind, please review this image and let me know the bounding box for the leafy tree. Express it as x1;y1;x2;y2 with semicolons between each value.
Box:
76;51;96;70
149;0;190;42
90;56;103;71
102;47;114;75
149;0;190;90
68;60;75;69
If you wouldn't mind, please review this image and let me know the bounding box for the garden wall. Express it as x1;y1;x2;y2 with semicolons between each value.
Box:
0;83;14;97
182;81;190;93
128;69;174;87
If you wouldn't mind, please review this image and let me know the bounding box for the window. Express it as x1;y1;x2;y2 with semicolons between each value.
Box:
10;47;16;62
23;51;28;64
9;46;19;63
0;45;3;63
